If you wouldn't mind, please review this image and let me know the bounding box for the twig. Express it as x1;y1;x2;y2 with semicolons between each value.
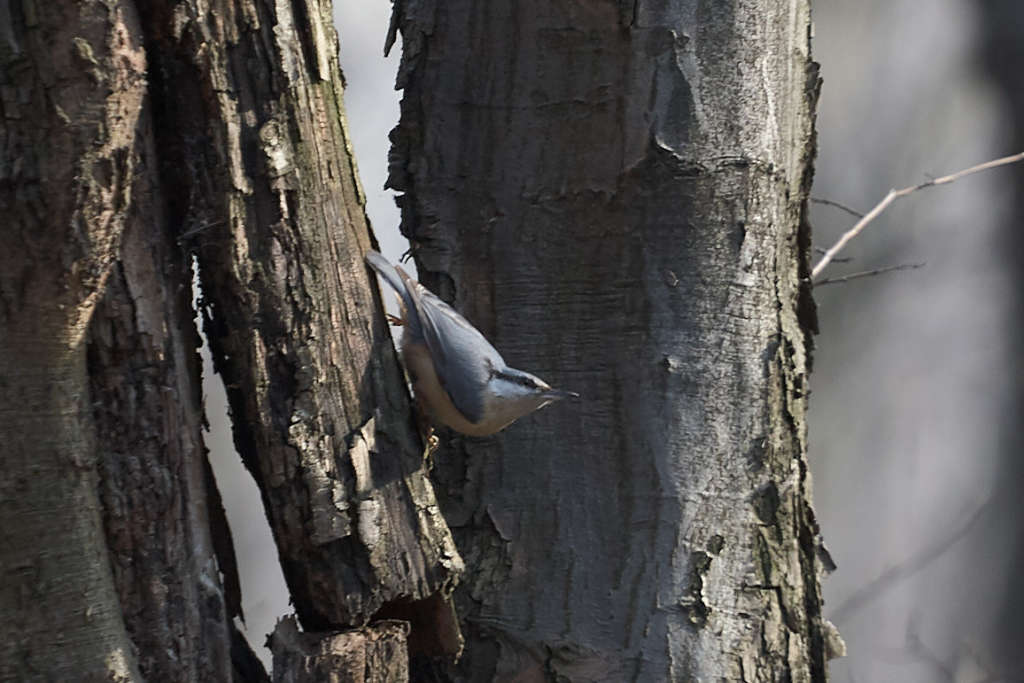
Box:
813;246;852;263
811;197;865;219
828;497;992;625
813;262;925;287
811;152;1024;278
904;615;956;683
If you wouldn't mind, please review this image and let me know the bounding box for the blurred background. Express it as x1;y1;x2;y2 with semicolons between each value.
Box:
204;2;1024;680
810;1;1022;681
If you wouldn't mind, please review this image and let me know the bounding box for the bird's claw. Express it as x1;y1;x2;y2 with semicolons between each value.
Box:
423;429;439;469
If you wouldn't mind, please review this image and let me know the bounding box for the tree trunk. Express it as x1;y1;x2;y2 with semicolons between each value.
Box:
388;1;835;679
3;0;463;679
0;1;147;679
136;0;463;659
270;616;411;683
87;107;243;680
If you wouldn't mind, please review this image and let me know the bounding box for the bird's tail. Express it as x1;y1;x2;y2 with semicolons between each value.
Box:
365;250;407;296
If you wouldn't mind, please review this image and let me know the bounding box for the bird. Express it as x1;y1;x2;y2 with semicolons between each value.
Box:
365;250;578;437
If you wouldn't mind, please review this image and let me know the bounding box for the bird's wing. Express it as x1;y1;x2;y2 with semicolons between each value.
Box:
396;266;503;425
365;251;424;340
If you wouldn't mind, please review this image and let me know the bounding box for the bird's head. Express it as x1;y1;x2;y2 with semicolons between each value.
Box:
484;366;579;430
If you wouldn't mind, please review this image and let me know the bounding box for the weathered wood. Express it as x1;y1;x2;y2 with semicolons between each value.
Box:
389;1;833;679
0;1;148;679
270;616;410;683
88;107;250;681
2;0;466;677
134;0;463;638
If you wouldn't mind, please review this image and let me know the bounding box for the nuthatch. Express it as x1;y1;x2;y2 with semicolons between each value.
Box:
366;251;578;437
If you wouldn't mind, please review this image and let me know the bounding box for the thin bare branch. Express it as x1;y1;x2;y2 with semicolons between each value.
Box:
811;197;865;219
904;615;956;683
813;262;925;287
828;497;992;625
811;152;1024;278
813;246;852;263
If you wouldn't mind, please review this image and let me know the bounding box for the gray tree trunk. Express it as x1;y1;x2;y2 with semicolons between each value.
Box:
388;1;835;679
0;1;148;679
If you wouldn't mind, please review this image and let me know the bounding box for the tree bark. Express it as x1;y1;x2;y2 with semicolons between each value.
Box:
135;0;462;651
3;0;464;679
0;1;147;679
388;1;833;679
270;616;411;683
87;106;246;680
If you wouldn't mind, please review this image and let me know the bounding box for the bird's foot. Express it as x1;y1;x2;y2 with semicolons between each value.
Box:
387;294;407;326
423;428;439;469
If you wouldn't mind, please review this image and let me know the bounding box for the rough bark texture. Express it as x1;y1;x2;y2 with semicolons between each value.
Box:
0;1;147;679
4;0;462;678
134;0;462;644
270;616;410;683
389;1;832;679
87;106;248;681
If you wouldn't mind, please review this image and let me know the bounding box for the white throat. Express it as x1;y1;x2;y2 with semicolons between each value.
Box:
484;373;549;427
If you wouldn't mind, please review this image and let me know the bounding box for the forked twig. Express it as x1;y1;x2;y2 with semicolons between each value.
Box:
811;197;865;219
812;152;1024;279
813;246;852;264
814;262;925;287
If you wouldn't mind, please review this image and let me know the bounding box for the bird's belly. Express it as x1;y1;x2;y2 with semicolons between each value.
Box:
401;341;497;436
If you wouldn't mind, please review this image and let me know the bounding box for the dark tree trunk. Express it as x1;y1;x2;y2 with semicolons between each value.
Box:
130;0;462;642
2;0;462;679
270;616;411;683
388;1;836;679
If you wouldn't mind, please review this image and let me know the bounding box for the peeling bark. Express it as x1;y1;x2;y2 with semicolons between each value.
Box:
270;616;410;683
389;1;833;679
134;0;462;640
3;0;463;678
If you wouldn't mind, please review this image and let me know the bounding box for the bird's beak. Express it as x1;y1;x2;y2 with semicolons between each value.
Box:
542;388;580;401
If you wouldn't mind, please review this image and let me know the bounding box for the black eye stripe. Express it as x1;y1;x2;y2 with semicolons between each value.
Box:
495;371;536;388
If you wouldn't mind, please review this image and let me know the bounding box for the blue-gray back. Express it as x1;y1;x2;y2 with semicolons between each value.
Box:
365;251;505;424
